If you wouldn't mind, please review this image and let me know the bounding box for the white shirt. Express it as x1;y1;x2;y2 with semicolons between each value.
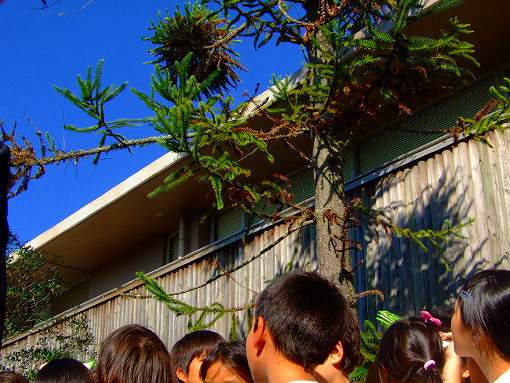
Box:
494;368;510;383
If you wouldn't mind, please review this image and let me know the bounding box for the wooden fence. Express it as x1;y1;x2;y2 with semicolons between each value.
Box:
0;222;317;361
355;129;510;319
2;129;510;361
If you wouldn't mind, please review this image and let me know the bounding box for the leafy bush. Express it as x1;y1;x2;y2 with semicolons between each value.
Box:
0;316;95;380
350;311;401;383
4;233;66;338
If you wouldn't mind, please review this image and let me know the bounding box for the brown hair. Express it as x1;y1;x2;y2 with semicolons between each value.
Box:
200;341;253;383
254;270;360;372
33;358;92;383
0;371;29;383
95;324;173;383
170;330;224;383
378;318;443;383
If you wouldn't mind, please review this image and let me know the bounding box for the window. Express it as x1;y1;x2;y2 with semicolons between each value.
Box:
165;233;180;263
215;208;245;240
357;74;498;175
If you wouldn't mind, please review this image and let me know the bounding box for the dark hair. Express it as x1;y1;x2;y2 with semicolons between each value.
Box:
170;330;224;382
458;269;510;356
95;324;173;383
377;318;443;383
33;358;92;383
0;371;29;383
199;341;253;383
254;270;360;371
430;305;453;333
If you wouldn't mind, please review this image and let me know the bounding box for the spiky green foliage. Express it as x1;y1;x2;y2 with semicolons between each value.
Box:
392;219;473;256
48;0;480;218
139;0;479;218
42;0;493;335
51;54;288;213
350;311;401;383
39;2;485;325
137;272;251;332
269;1;478;144
53;60;150;164
147;2;244;96
457;77;510;144
349;198;473;266
132;52;286;211
41;0;486;290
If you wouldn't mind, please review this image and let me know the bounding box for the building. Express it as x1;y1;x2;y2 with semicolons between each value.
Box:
1;0;510;359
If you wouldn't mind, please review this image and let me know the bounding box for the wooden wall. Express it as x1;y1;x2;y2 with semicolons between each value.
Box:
355;129;510;319
2;129;510;362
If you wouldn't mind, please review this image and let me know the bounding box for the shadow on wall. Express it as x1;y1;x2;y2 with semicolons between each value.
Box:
155;134;510;335
182;222;318;339
354;138;510;319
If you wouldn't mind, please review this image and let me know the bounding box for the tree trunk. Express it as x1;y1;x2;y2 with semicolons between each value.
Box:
312;131;355;305
306;0;356;304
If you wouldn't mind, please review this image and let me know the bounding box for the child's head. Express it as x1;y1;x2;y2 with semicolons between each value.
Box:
199;341;253;383
0;371;29;383
95;324;173;383
246;271;360;381
33;358;92;383
170;330;224;383
452;269;510;360
378;317;443;383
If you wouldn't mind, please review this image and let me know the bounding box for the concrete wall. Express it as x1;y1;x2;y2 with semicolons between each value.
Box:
53;278;90;314
86;236;166;299
56;215;212;314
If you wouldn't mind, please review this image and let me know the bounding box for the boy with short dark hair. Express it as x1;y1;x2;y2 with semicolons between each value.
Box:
170;330;225;383
246;270;360;383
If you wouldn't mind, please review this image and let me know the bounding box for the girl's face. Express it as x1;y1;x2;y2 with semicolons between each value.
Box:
176;356;204;383
452;299;476;358
202;362;250;383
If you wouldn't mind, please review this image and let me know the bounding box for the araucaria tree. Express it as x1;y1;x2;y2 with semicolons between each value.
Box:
6;0;510;304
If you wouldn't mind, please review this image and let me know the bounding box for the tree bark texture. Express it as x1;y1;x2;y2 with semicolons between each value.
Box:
312;131;356;304
305;0;356;304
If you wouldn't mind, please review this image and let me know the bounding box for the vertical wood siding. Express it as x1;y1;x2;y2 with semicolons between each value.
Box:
3;130;510;359
356;129;510;319
0;224;317;359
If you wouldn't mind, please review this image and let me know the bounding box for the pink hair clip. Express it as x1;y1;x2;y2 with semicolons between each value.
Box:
420;311;442;328
424;360;436;371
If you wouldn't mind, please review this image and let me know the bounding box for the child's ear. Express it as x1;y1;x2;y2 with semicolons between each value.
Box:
253;316;267;353
176;367;188;383
327;341;344;367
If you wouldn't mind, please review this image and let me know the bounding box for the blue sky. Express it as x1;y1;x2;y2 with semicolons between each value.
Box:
0;0;303;242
